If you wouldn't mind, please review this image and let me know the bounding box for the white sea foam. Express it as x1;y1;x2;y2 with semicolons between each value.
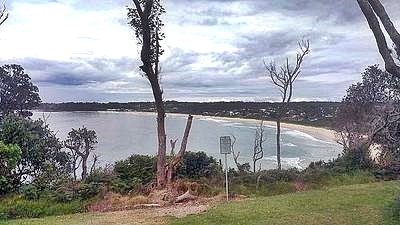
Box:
198;118;231;124
263;156;303;169
282;130;333;145
283;143;297;147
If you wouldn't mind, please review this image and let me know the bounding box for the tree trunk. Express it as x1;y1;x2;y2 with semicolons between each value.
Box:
149;78;167;188
367;0;400;46
276;119;282;170
81;157;88;180
357;0;400;77
166;115;193;185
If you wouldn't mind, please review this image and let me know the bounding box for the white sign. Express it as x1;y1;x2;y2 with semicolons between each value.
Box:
220;136;232;154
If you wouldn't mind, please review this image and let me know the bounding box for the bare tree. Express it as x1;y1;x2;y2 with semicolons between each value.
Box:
0;2;8;27
230;134;241;171
128;1;193;188
64;127;98;180
357;0;400;78
252;121;266;173
264;40;310;170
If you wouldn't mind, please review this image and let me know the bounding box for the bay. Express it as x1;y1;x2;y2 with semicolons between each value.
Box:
32;111;342;170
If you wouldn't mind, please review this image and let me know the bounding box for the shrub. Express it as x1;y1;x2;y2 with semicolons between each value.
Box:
114;154;155;185
77;182;102;200
54;189;75;203
177;151;222;179
86;165;116;184
110;177;142;195
20;185;39;200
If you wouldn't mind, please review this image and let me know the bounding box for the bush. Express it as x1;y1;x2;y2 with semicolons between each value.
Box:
114;154;155;185
86;166;116;184
77;182;102;200
110;177;142;195
20;185;39;200
177;151;222;179
54;189;75;203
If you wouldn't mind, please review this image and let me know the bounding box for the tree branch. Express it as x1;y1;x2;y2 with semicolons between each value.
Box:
357;0;400;77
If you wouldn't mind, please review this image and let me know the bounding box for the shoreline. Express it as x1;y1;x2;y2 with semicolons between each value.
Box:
37;110;338;144
194;115;338;143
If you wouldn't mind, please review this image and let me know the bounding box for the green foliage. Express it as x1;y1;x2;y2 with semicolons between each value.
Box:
76;183;102;200
110;177;142;195
64;126;98;180
0;195;84;220
114;154;155;184
0;115;70;194
0;142;21;195
53;188;74;204
113;154;155;194
177;151;222;179
86;166;116;184
0;64;41;117
20;185;39;200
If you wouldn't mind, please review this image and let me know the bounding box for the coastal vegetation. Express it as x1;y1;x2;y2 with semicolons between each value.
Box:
0;0;400;224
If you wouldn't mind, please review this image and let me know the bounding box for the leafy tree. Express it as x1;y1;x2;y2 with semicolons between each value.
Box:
264;40;310;169
0;64;41;117
335;65;400;165
64;126;98;180
0;141;21;195
0;114;70;192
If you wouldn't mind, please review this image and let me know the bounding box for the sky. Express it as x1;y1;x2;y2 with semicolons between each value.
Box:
0;0;399;103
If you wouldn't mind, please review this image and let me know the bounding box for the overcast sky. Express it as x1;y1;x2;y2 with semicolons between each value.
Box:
0;0;399;103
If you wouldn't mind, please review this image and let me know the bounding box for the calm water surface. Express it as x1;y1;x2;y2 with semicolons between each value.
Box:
32;111;341;170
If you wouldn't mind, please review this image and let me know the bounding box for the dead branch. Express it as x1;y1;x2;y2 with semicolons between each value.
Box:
230;134;242;171
174;190;197;203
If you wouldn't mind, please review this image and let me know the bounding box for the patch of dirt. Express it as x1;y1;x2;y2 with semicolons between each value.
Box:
86;181;247;222
154;202;211;218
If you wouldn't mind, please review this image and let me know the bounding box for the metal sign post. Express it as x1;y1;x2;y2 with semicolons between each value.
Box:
220;136;232;202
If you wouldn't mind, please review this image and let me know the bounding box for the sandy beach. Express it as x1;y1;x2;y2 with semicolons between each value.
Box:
100;111;338;143
192;115;338;143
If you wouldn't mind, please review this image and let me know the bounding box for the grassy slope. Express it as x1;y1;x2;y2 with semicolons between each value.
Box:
2;181;399;225
172;181;400;225
0;209;167;225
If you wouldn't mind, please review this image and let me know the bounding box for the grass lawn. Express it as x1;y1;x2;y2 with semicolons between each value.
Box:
172;181;400;225
0;209;167;225
2;181;399;225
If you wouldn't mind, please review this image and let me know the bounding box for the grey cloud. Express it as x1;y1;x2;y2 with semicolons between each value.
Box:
1;57;139;86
